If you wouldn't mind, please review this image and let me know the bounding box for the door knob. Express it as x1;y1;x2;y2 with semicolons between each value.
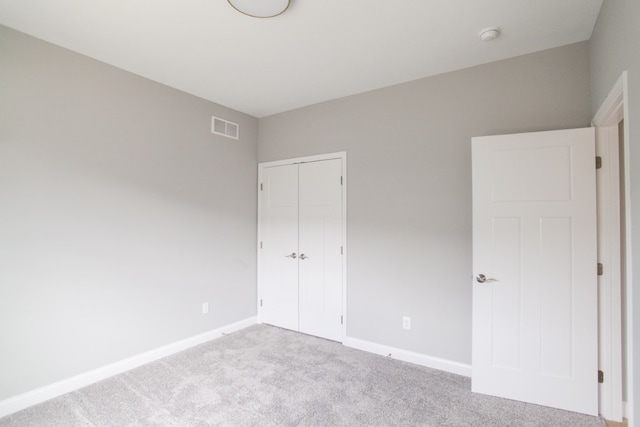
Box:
299;253;309;260
285;252;297;259
476;274;497;283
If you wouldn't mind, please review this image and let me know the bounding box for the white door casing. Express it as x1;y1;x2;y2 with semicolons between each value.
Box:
592;71;629;423
472;128;598;415
258;152;346;342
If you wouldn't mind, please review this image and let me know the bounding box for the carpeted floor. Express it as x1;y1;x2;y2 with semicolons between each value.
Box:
1;324;605;426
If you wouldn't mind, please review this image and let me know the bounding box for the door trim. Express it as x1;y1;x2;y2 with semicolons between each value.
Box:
592;71;632;423
257;152;347;342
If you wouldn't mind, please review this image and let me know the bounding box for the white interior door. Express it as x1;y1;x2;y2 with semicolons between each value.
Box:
472;128;598;415
260;164;299;331
595;125;624;421
259;155;345;342
299;159;343;341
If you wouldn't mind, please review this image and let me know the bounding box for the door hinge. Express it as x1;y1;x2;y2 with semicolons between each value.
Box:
596;156;602;170
260;241;263;249
598;263;603;276
341;315;343;325
260;183;263;191
340;176;343;185
598;370;604;384
341;246;343;255
260;299;263;307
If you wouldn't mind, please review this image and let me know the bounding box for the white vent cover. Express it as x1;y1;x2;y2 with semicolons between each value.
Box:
211;116;239;140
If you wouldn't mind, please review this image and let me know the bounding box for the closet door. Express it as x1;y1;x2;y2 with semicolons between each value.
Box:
298;159;343;341
259;156;344;342
260;164;299;331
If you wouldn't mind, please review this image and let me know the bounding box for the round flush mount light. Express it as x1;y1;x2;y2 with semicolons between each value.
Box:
227;0;290;18
480;27;501;41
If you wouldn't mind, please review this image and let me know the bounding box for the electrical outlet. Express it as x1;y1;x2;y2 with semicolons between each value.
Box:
202;302;209;315
402;316;411;330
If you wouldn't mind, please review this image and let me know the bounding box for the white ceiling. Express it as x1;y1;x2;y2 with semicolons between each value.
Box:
0;0;603;118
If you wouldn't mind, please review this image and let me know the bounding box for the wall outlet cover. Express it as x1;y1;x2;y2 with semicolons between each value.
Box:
402;316;411;330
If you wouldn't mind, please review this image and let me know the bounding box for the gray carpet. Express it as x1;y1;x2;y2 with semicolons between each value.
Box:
1;324;605;426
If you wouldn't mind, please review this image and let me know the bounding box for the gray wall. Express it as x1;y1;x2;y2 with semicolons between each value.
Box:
259;42;592;364
0;25;258;401
590;0;640;421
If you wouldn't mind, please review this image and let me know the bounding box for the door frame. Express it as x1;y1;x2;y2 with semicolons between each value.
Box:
257;151;347;341
592;71;632;422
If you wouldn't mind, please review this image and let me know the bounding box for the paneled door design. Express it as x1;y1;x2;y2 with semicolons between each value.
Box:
472;128;598;415
259;163;299;332
259;155;344;342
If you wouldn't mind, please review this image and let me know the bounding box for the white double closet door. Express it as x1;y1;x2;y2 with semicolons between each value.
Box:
259;157;344;342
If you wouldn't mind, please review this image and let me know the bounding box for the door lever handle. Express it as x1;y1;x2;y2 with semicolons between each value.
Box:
285;252;297;259
299;253;309;260
476;274;497;283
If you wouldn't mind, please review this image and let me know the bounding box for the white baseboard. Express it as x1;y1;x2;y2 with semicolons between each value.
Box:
343;336;472;377
0;316;257;418
623;400;628;419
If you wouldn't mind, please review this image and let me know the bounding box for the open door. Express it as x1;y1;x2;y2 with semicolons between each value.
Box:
472;128;598;415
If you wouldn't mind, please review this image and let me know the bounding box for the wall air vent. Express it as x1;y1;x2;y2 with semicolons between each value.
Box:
211;116;239;140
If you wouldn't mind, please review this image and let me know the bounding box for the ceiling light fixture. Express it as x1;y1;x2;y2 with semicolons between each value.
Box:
227;0;290;18
479;27;501;41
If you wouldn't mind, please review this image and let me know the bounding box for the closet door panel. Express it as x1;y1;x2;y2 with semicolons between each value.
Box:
298;159;343;341
260;164;299;331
